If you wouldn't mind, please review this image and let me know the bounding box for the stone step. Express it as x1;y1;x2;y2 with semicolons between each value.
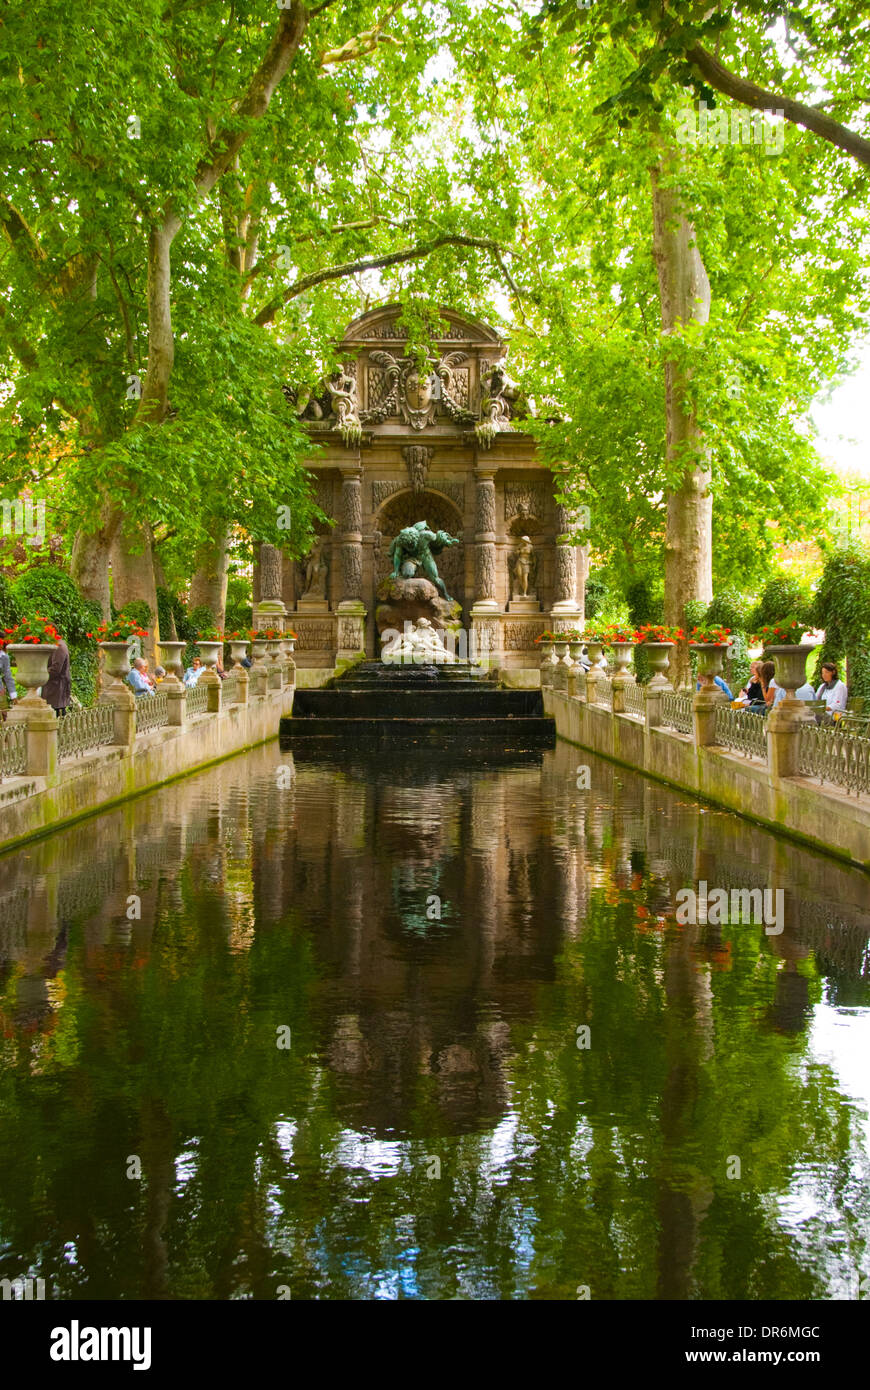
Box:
279;715;556;747
292;688;543;719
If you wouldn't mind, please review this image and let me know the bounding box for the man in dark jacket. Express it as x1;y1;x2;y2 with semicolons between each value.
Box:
42;637;71;716
0;646;17;719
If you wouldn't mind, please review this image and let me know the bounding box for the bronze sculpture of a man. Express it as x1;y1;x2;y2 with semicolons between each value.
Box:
389;520;460;602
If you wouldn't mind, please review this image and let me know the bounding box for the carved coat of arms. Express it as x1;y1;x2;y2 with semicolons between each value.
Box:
362;351;475;431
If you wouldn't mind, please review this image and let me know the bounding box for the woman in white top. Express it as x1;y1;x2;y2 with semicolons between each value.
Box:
816;662;848;714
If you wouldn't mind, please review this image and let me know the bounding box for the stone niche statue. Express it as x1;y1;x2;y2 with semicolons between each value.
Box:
389;520;460;602
507;534;540;612
299;535;329;607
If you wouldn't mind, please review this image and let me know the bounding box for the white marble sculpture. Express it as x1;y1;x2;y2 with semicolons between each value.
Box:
383;617;457;664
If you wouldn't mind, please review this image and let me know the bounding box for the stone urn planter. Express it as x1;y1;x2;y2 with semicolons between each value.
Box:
281;637;296;657
763;643;818;701
158;640;186;682
6;643;55;704
98;640;133;687
266;638;283;664
554;637;572;690
250;637;269;665
568;639;584;665
539;638;556;688
609;641;635;682
197;640;222;671
585;641;605;670
690;642;729;696
228;639;249;668
643;641;674;688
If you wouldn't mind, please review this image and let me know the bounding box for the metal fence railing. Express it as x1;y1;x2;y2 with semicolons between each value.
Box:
0;720;27;780
623;683;645;719
660;690;693;735
57;703;116;762
714;703;768;761
134;691;169;736
185;682;208;716
798;723;870;797
595;678;613;710
222;674;240;704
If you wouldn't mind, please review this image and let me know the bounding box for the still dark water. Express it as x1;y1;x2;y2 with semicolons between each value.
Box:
1;740;869;1301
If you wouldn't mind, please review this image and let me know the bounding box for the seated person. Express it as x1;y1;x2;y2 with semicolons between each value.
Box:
183;657;204;688
795;679;816;701
816;661;848;717
759;660;785;712
153;665;166;684
737;661;764;706
696;673;734;699
127;656;155;696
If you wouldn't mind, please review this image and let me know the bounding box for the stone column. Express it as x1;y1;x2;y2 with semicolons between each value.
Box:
23;704;59;778
100;684;136;748
470;468;500;666
254;542;287;631
336;467;367;661
201;670;222;713
551;503;582;628
766;704;804;779
472;470;498;611
166;683;187;726
693;689;719;747
645;684;666;730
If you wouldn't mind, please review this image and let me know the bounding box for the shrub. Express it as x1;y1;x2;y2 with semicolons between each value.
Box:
702;589;754;694
705;587;752;633
11;566;101;644
749;574;814;632
118;598;153;630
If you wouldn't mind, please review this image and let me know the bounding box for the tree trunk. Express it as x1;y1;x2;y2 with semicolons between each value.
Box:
188;529;231;631
651;157;713;688
110;523;160;663
70;505;124;619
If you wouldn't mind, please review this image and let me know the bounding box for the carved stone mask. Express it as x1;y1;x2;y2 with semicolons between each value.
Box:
405;370;434;411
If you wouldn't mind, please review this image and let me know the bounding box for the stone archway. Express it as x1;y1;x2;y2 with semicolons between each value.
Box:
374;491;465;609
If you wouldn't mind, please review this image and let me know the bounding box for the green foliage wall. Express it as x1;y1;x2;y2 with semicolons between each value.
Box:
812;544;870;702
0;573;20;631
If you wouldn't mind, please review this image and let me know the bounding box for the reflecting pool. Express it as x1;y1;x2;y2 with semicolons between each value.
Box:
1;741;868;1299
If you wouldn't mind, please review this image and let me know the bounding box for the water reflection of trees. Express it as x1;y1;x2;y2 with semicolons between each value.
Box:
0;743;868;1298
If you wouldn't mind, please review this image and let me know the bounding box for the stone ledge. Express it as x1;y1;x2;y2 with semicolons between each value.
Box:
0;689;294;856
545;688;870;871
